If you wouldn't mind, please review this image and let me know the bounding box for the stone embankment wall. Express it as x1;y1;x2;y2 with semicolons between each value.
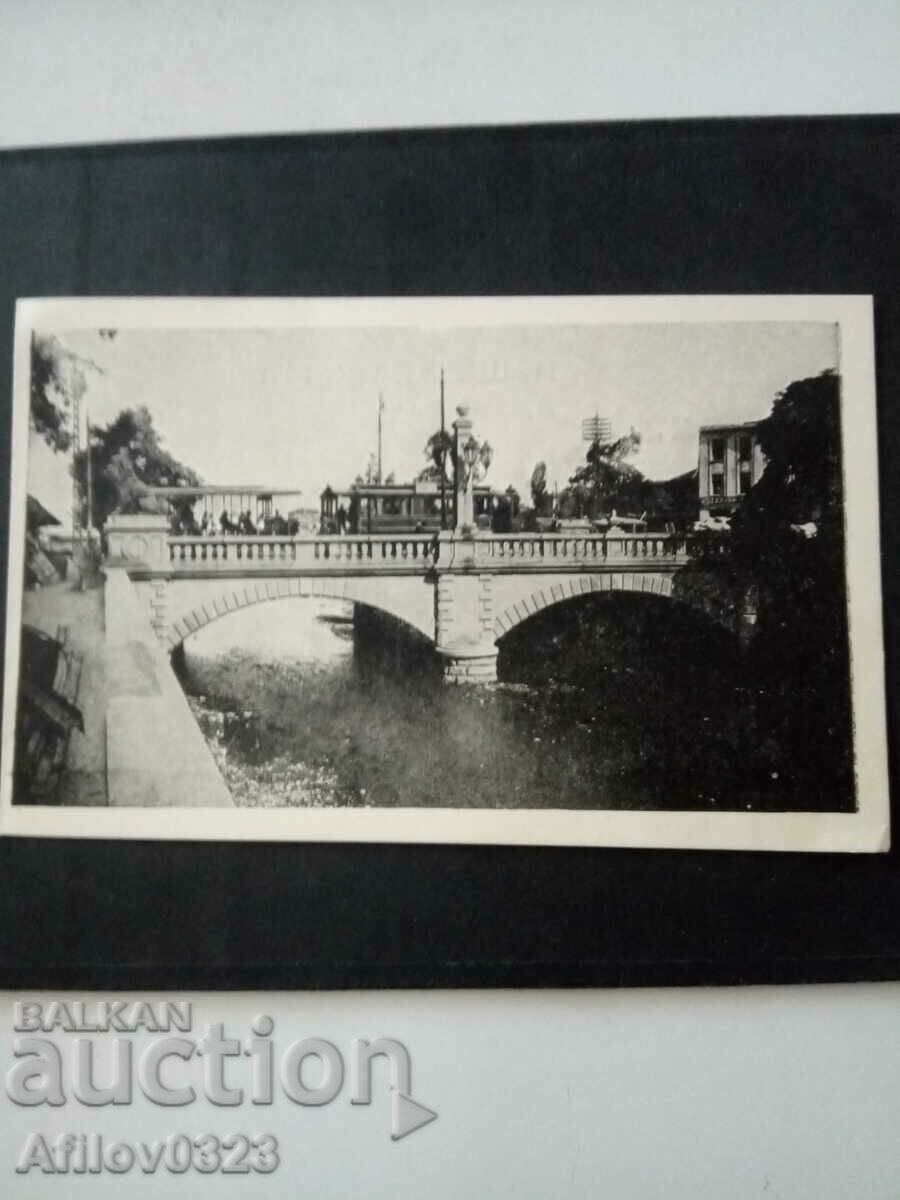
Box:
104;567;233;807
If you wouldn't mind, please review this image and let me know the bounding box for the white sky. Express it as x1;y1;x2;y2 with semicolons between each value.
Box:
28;321;838;529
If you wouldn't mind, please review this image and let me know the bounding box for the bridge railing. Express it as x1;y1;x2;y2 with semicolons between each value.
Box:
477;533;695;564
166;534;438;569
163;531;729;572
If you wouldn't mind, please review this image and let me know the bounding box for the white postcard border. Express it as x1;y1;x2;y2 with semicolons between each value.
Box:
1;294;889;851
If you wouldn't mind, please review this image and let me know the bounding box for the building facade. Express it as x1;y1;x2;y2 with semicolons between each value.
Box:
697;421;765;520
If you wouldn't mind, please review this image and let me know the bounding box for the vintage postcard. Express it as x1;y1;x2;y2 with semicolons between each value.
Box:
0;295;889;849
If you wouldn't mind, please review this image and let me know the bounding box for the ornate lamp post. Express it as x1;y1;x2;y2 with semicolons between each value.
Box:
453;406;492;533
435;404;499;683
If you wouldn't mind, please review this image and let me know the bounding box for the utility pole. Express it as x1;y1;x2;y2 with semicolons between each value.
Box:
71;386;82;544
85;409;93;538
582;413;611;445
439;368;447;530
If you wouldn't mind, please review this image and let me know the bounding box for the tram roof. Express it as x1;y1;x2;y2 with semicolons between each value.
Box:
324;482;500;497
140;485;303;497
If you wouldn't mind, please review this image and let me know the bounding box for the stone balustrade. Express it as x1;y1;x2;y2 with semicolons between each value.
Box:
478;532;692;564
166;530;702;572
166;533;438;570
107;514;729;578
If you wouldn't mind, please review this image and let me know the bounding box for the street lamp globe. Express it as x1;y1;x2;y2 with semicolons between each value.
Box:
462;435;480;472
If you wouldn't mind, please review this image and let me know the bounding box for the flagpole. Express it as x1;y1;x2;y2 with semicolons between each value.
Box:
439;369;448;530
377;392;383;485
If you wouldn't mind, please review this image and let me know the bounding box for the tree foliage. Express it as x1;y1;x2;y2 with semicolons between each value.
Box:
677;370;852;799
732;370;842;545
30;333;102;453
423;430;456;483
730;371;845;643
73;406;201;529
561;428;644;518
741;373;850;794
530;461;549;514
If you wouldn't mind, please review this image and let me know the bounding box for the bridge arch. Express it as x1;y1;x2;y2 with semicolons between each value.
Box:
163;575;436;650
492;572;675;641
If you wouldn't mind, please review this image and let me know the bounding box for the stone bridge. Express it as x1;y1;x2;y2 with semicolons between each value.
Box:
106;514;737;683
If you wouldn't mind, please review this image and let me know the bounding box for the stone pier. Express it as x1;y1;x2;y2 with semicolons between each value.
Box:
433;535;499;683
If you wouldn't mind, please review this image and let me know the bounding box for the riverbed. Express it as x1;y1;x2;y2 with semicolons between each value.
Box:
174;593;833;812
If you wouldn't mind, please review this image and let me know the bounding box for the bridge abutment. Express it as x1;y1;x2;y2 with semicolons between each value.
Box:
103;565;233;807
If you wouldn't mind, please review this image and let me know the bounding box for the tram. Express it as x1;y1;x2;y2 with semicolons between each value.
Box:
319;480;513;535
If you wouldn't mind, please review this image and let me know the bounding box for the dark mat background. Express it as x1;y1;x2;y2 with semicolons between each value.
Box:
0;117;897;988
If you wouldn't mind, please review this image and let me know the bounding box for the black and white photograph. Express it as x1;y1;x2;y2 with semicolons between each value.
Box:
0;295;888;849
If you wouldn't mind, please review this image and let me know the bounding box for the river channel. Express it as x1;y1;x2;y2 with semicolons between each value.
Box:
172;593;816;812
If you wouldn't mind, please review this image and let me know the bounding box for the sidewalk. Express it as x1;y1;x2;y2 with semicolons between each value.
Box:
21;579;108;806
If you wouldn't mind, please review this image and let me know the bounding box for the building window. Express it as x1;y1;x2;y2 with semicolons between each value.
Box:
738;435;753;462
711;474;725;497
739;464;752;494
710;438;725;463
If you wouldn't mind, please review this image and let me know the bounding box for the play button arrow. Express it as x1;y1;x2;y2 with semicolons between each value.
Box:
391;1090;438;1141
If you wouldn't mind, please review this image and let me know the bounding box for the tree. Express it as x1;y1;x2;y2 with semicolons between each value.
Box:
734;369;841;542
735;371;850;794
423;430;456;484
563;428;643;518
530;461;549;515
676;371;852;798
490;485;520;533
30;333;102;453
72;406;201;530
729;370;845;641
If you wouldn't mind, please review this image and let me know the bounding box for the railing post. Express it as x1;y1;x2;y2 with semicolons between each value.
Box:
105;513;169;569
